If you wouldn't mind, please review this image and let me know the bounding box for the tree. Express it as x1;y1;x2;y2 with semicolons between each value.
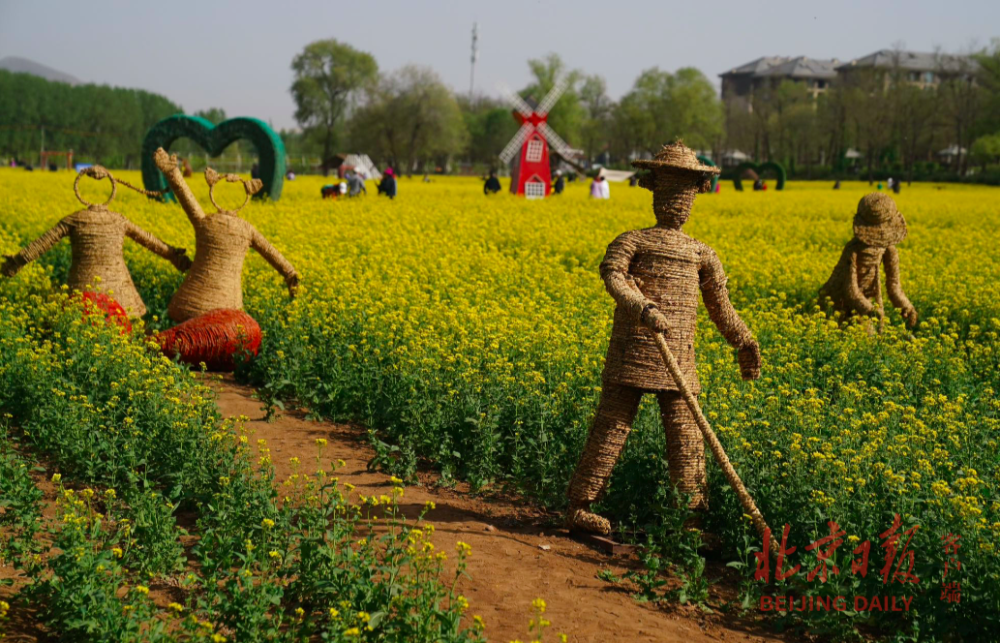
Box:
615;67;722;156
519;54;585;147
348;66;467;173
937;53;985;175
290;39;377;174
970;133;1000;171
458;95;519;169
578;75;612;164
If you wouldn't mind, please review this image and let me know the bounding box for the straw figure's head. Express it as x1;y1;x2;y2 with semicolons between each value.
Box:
632;141;720;229
853;193;907;247
205;167;263;215
73;165;118;210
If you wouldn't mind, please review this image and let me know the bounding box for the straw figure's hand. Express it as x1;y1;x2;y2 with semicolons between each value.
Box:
737;339;761;380
641;305;670;335
1;254;22;277
286;274;300;299
901;305;918;328
153;148;178;173
169;247;193;272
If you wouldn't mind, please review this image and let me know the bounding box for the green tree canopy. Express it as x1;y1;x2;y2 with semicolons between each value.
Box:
348;66;468;173
290;39;378;172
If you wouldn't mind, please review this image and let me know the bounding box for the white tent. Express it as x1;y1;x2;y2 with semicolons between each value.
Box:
844;148;863;159
599;169;636;183
343;154;382;181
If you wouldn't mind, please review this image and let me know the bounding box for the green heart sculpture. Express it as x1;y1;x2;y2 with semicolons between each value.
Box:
696;155;719;192
141;115;286;202
732;161;786;191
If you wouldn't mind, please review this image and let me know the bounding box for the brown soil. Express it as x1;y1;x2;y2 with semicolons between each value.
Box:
214;377;798;643
0;378;801;643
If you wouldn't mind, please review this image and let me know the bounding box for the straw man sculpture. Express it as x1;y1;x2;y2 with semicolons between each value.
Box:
819;193;916;329
152;148;298;370
1;165;190;318
566;141;762;535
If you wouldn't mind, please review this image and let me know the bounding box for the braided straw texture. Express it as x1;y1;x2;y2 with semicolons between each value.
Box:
3;207;188;318
854;193;907;248
153;149;298;323
157;308;261;371
567;384;707;517
819;239;915;323
567;159;760;535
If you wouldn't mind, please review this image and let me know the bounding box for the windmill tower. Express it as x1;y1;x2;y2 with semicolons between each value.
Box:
498;78;574;198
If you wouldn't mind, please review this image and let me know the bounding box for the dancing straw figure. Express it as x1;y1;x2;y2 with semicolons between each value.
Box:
566;141;762;536
819;193;917;331
1;165;191;318
152;148;299;370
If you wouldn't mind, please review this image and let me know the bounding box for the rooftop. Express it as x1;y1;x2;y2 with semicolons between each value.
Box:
836;50;974;73
756;56;839;79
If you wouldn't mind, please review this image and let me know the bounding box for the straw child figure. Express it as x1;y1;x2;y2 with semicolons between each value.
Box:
566;141;762;536
152;148;299;323
819;193;917;330
1;165;191;317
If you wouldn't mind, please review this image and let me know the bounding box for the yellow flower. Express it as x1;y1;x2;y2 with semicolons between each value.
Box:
135;585;149;595
262;518;275;529
168;602;183;613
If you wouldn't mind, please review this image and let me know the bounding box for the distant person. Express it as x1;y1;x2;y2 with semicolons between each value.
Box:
629;174;639;187
892;179;901;194
553;170;566;195
423;174;432;183
377;167;397;199
286;170;296;180
484;170;502;195
877;182;883;190
346;170;367;197
590;169;610;199
887;177;894;190
753;178;763;191
833;180;842;190
251;163;260;180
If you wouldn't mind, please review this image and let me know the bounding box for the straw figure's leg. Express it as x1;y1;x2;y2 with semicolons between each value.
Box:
566;384;643;535
657;391;708;517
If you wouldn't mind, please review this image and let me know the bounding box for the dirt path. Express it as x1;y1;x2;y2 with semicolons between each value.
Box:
216;378;794;643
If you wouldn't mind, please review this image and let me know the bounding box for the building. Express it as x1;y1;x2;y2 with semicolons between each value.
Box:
721;50;975;107
720;56;839;108
835;50;976;89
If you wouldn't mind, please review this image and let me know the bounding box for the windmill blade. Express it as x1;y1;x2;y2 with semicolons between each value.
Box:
537;122;574;158
497;82;533;116
499;123;535;164
537;75;569;115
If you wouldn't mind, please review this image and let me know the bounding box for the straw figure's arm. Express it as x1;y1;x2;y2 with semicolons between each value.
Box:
153;148;207;224
123;220;192;272
1;219;71;277
600;231;669;332
698;245;761;380
250;228;299;299
882;245;917;327
845;250;875;316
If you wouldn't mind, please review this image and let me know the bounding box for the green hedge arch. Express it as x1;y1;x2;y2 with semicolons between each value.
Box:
141;115;286;202
696;155;719;192
732;161;786;191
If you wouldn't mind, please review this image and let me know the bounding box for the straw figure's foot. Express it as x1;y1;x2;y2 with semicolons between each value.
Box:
566;508;611;535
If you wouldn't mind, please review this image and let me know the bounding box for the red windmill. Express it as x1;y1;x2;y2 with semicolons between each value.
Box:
498;78;575;198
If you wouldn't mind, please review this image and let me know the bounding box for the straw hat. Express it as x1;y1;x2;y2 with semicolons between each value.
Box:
632;141;720;175
854;193;907;247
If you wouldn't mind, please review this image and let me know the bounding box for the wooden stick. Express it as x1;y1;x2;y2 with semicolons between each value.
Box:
651;332;778;555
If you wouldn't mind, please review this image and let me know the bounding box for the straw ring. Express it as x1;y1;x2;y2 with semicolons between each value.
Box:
73;167;117;208
208;177;252;214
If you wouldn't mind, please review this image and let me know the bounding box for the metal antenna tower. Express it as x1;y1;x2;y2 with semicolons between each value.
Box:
469;22;479;99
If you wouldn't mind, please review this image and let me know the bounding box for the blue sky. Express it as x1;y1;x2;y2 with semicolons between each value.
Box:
1;0;996;129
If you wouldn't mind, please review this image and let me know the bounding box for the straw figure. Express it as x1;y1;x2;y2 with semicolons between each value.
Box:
152;148;298;370
819;193;917;330
1;165;191;318
566;141;762;536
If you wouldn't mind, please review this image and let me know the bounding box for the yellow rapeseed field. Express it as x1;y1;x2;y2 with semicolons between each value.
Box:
1;168;998;636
